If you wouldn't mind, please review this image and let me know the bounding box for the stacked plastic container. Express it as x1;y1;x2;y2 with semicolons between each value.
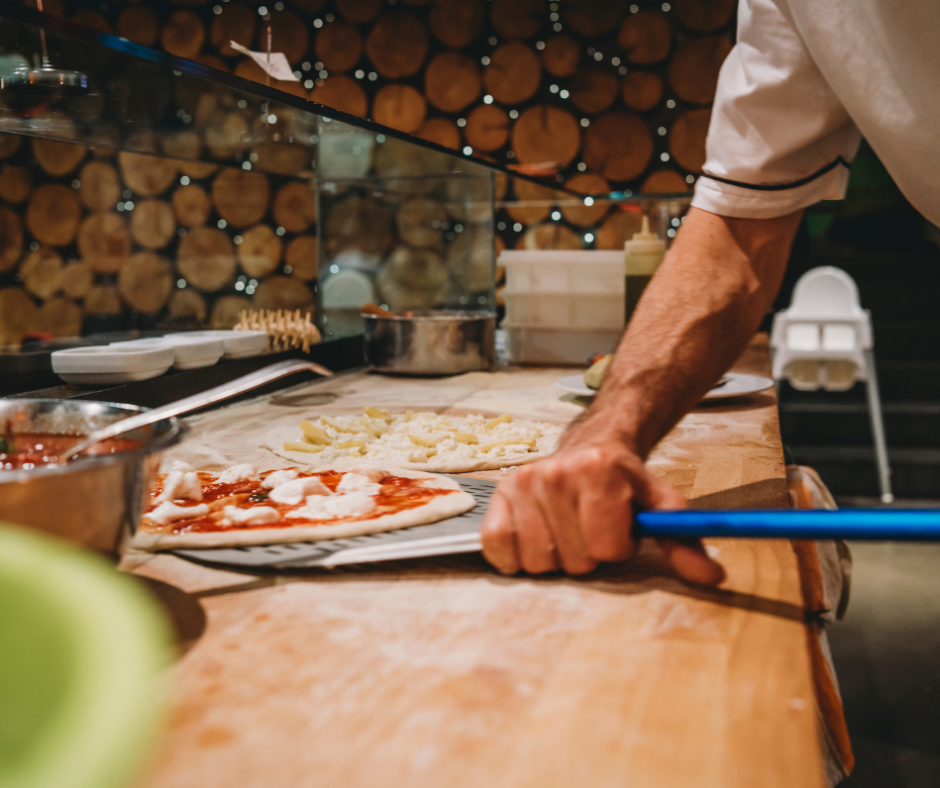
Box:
500;250;625;365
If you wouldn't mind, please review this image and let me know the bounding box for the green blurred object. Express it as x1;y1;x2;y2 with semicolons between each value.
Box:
805;211;836;238
0;523;171;788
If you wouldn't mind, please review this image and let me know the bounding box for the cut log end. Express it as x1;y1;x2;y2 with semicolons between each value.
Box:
130;200;177;250
78;213;131;274
238;224;284;278
273;181;318;234
0;287;38;345
178;226;237;292
511;105;581;168
366;12;429;79
285;235;318;281
119;252;174;313
79;161;120;212
20;248;64;301
212;168;271;228
0;166;31;204
425;52;482;113
27;184;81;248
0;207;24;272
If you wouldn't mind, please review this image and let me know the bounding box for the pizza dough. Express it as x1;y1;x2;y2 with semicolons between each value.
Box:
133;462;476;550
263;408;562;472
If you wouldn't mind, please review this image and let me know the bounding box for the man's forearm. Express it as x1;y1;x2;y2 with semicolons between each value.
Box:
565;207;803;458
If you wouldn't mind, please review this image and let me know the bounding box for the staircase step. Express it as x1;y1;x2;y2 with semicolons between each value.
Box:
779;401;940;447
872;322;940;361
789;445;940;499
876;361;940;400
855;285;940;320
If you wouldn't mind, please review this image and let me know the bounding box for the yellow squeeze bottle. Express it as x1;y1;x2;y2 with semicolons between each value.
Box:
624;215;666;324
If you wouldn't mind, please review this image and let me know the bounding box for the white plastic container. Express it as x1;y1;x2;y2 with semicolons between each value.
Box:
500;250;625;294
51;345;175;385
500;250;625;330
624;215;666;323
503;324;621;366
502;290;623;329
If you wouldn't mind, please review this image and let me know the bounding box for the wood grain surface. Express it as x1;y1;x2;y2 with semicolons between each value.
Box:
127;336;823;788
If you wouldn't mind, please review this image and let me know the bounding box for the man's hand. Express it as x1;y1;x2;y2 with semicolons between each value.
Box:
480;439;725;583
480;207;803;582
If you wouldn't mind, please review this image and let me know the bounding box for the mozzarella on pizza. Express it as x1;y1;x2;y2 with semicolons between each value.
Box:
133;462;476;550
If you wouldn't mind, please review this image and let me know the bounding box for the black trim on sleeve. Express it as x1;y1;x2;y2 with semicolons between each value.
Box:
699;157;850;192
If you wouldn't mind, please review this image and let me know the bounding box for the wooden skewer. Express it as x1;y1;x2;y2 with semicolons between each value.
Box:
234;308;321;354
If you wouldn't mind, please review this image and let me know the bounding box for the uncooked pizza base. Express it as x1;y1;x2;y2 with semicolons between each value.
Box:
133;466;476;551
262;415;562;473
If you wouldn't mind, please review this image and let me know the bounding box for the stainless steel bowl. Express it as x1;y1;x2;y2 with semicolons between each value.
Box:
0;400;185;555
363;310;496;376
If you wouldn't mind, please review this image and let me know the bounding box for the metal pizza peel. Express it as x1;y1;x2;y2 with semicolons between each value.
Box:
172;475;940;571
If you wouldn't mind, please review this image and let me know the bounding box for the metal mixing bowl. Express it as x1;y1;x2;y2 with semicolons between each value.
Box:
363;310;496;376
0;400;185;555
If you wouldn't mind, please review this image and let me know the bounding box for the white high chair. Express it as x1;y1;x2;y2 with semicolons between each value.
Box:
771;266;893;503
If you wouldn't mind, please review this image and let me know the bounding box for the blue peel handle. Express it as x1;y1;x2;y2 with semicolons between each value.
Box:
636;509;940;541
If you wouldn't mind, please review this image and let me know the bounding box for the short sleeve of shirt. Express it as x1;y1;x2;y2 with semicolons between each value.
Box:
691;0;863;219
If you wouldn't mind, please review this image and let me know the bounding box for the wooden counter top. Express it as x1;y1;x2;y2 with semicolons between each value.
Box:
128;335;824;788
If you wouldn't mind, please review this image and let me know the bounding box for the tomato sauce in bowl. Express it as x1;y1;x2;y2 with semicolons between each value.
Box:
0;433;143;470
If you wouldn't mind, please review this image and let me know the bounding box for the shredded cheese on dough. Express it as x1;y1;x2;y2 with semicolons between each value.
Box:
282;408;560;467
299;421;331;445
283;441;323;453
486;414;513;429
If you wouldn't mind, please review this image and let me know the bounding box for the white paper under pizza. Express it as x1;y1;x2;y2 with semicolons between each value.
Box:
262;409;562;472
133;463;476;551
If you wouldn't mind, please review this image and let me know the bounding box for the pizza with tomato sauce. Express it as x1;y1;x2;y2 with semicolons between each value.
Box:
133;461;476;550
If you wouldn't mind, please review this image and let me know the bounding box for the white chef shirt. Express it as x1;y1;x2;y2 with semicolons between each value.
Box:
691;0;940;227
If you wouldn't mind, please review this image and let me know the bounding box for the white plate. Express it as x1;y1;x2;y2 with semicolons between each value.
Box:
555;372;775;400
703;372;775;400
554;374;600;397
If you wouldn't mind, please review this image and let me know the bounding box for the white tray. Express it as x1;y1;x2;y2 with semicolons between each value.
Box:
52;345;175;384
178;330;269;359
112;336;224;370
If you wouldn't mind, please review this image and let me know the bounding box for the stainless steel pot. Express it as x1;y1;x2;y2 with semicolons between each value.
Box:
0;399;185;555
363;310;496;376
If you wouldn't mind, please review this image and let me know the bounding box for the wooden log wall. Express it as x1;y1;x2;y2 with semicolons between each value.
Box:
0;0;734;344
